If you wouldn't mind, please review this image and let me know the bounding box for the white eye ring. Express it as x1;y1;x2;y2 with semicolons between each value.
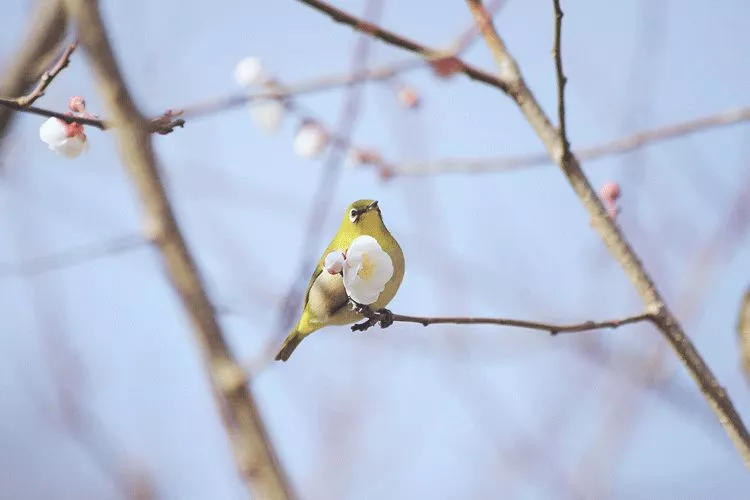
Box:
349;209;359;222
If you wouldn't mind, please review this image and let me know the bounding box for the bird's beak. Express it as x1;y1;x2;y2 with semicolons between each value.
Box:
367;200;379;211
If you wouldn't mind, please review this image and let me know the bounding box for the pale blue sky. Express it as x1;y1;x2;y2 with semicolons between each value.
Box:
1;0;750;499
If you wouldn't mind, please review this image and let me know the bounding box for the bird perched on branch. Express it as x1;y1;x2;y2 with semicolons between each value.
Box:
275;199;405;361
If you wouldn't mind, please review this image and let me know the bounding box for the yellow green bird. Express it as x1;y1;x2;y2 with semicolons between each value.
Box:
275;199;405;361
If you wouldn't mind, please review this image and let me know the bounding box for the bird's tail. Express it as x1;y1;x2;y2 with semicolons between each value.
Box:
275;331;304;362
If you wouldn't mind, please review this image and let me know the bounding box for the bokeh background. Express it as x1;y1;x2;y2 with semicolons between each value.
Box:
1;0;750;498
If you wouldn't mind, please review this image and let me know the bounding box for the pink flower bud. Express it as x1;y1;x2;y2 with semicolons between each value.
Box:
324;251;346;275
69;96;86;113
600;181;621;202
346;147;382;168
429;55;463;78
397;86;420;109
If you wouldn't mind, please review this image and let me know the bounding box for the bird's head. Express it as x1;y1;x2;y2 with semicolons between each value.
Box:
343;199;383;230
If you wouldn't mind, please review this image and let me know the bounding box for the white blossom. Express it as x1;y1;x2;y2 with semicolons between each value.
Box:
292;121;328;159
249;99;285;133
234;57;266;86
39;117;88;159
342;235;393;305
323;251;345;275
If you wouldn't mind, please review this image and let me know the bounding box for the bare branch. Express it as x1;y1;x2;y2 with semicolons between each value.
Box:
296;0;513;94
12;40;79;107
0;0;68;143
352;304;655;335
552;0;569;158
393;105;750;175
463;0;750;466
738;288;750;383
447;0;510;54
179;58;421;120
0;98;185;134
0;234;145;278
62;0;293;498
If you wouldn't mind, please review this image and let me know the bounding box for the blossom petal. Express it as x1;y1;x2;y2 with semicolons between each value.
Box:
342;235;393;305
39;117;68;146
323;251;345;275
234;57;266;86
250;99;285;133
55;136;88;158
293;122;328;159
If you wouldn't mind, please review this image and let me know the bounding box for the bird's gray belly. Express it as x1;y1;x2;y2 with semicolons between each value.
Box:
307;270;350;322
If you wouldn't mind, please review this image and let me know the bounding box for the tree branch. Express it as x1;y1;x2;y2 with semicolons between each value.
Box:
392;105;750;175
463;0;750;466
0;234;144;278
552;0;569;158
352;305;655;335
296;0;513;94
738;288;750;384
62;0;293;498
12;40;79;107
0;0;68;143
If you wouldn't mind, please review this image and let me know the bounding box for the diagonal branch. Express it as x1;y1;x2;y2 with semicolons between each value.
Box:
738;288;750;383
12;40;79;107
62;0;293;498
296;0;513;94
0;0;68;144
392;105;750;175
464;0;750;466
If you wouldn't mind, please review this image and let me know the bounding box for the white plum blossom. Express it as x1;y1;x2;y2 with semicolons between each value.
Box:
234;57;266;86
293;120;328;159
39;117;88;158
342;235;393;305
323;251;346;275
249;99;285;133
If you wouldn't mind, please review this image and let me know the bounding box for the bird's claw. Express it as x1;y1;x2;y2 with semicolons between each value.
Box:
351;319;376;332
376;308;394;328
350;305;394;332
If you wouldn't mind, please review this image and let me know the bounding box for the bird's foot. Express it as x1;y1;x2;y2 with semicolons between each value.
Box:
349;301;394;332
351;317;377;332
375;308;394;328
350;300;376;332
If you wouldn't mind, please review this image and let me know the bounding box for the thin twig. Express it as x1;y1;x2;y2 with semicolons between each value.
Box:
62;1;293;498
447;0;510;54
462;0;750;466
0;233;145;278
552;0;569;159
352;305;654;335
0;0;68;143
12;40;79;107
392;105;750;175
179;58;421;120
0;98;185;134
296;0;513;94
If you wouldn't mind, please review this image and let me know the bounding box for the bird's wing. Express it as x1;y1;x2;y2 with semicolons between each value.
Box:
303;266;323;307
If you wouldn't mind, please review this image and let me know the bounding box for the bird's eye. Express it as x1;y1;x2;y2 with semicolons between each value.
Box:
349;209;359;222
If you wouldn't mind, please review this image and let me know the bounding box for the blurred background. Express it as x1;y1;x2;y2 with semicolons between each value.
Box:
1;0;750;498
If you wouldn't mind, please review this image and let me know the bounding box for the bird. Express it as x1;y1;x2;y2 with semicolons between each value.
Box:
275;199;405;361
